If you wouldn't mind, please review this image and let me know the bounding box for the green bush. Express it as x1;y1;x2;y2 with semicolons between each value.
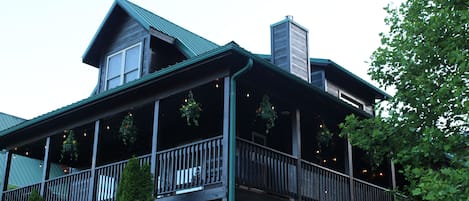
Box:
28;189;44;201
116;157;153;201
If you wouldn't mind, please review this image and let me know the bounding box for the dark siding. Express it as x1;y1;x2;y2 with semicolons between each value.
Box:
97;14;150;93
149;38;186;73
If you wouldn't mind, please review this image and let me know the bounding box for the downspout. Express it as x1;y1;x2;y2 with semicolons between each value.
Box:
229;58;253;201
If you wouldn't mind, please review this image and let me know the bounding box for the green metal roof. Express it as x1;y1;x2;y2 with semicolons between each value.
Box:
310;58;391;99
83;0;219;65
0;153;64;189
0;113;25;133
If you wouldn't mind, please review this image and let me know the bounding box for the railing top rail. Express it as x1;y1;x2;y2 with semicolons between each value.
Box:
157;135;223;154
96;153;152;170
44;168;92;182
237;137;298;160
353;177;392;192
300;159;350;178
2;183;40;193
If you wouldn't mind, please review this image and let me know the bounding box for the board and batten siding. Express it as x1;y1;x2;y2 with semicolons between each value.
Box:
98;15;150;93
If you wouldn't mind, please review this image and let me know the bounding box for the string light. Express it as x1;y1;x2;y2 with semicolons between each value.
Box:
322;159;327;163
271;106;275;110
246;93;250;98
14;147;18;151
129;113;133;117
332;157;337;162
106;125;110;130
315;150;320;154
25;151;29;156
63;134;67;138
83;132;87;137
215;83;219;88
362;169;368;174
184;99;188;103
379;172;384;176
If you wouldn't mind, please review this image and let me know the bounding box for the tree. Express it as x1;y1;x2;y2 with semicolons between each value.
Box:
340;0;468;200
116;157;153;201
28;189;44;201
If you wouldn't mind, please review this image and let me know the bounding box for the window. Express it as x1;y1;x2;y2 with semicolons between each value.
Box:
339;91;364;110
105;43;142;90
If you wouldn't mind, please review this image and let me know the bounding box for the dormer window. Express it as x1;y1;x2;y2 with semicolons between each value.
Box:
105;43;142;90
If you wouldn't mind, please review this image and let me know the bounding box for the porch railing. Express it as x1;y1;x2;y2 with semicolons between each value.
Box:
156;136;223;196
301;160;350;201
236;137;297;197
43;169;91;201
2;183;40;201
353;178;394;201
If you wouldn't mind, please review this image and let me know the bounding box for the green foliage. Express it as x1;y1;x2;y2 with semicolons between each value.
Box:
61;130;78;162
116;157;154;201
28;189;44;201
317;124;334;148
180;91;202;126
340;0;468;200
256;95;278;134
119;113;138;147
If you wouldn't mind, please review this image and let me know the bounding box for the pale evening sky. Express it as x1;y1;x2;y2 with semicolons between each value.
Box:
0;0;400;119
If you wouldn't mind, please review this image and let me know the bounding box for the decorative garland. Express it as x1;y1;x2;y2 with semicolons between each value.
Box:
180;91;202;126
61;130;78;162
256;95;278;134
119;113;138;146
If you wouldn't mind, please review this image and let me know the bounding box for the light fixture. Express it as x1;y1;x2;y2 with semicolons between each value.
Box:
129;113;133;117
379;172;384;176
63;134;67;138
39;163;42;168
63;169;68;173
246;93;250;98
83;132;87;137
362;169;368;173
215;83;219;88
25;151;29;156
106;125;110;130
323;159;327;163
332;157;337;162
315;150;320;154
184;98;188;103
271;106;275;110
14;147;18;151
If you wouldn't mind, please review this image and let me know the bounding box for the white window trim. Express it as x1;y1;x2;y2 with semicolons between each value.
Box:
104;42;143;90
339;90;365;110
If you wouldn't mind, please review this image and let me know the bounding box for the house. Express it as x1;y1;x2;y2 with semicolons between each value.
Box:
0;0;402;201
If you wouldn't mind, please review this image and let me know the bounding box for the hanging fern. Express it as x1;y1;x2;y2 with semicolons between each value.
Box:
256;95;278;134
61;130;78;162
180;91;202;126
317;123;334;148
119;113;138;146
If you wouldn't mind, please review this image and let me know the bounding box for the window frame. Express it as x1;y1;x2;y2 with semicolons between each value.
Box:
104;42;143;90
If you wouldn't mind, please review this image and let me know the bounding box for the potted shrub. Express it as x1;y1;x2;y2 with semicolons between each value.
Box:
28;189;44;201
116;157;153;201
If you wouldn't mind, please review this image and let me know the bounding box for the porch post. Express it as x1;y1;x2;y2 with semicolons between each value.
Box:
347;139;355;201
88;120;100;201
150;100;160;196
222;76;230;201
291;109;302;200
0;150;12;201
391;159;397;200
40;137;51;196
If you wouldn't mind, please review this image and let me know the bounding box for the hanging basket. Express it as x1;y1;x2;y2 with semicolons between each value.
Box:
61;130;78;162
256;95;278;134
180;91;202;126
119;113;138;146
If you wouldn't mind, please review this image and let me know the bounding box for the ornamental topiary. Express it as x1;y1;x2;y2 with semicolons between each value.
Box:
116;157;153;201
28;189;44;201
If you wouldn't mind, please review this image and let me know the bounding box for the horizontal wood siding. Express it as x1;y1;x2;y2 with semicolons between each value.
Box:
98;14;150;93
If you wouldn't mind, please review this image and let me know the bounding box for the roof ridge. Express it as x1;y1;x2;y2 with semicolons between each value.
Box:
122;0;218;48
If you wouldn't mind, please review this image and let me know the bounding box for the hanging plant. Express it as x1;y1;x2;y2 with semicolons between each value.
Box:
256;95;278;134
119;113;138;146
180;91;202;126
317;123;334;148
61;130;78;162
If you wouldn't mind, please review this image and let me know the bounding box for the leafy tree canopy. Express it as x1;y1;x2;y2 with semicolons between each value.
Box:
340;0;468;200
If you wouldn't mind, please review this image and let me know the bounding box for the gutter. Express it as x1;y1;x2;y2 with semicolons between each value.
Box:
229;58;253;201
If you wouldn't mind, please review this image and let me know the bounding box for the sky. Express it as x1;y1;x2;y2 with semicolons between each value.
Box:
0;0;401;119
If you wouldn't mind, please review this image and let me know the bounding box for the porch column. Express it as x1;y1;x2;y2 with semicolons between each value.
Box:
222;76;230;201
150;100;160;196
0;150;12;201
391;159;397;200
40;137;51;196
88;120;100;201
291;109;302;200
347;139;355;201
